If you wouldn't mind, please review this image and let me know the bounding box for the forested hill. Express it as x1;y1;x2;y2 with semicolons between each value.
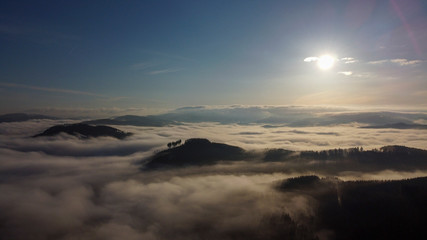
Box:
144;138;247;169
277;176;427;240
33;123;132;139
144;138;427;170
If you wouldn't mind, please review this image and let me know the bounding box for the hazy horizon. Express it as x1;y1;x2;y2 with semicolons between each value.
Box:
2;104;427;119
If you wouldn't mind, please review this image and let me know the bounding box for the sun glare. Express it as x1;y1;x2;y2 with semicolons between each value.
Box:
317;55;335;70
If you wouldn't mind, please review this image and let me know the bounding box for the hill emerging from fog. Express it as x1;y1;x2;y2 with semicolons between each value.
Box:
33;123;132;139
145;138;247;169
144;139;427;171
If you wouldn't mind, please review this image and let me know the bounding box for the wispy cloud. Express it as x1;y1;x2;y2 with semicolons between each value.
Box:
368;60;389;65
129;62;156;70
140;49;193;61
148;68;183;75
129;61;183;75
303;57;318;62
340;57;358;64
0;82;105;97
390;59;423;66
304;56;358;64
368;59;423;66
338;71;353;76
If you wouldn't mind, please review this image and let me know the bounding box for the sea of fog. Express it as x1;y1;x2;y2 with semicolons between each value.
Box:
1;119;427;239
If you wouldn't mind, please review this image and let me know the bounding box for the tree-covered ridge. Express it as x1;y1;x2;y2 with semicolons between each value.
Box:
265;145;427;161
33;123;132;139
277;176;427;240
144;138;427;170
144;138;247;169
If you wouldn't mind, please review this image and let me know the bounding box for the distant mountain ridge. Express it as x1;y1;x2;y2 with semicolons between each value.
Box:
82;115;176;127
155;107;427;126
0;113;57;123
33;123;132;139
361;122;427;129
6;107;426;127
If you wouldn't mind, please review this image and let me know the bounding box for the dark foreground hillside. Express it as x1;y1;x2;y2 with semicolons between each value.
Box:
278;176;427;240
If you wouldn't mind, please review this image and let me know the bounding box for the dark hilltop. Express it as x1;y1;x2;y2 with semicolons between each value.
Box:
144;138;248;169
33;123;132;139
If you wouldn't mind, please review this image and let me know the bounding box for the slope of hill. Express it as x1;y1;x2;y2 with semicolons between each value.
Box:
278;176;427;240
143;138;427;171
33;123;132;139
144;138;247;169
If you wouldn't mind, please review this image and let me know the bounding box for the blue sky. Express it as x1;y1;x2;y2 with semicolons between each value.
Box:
1;0;427;114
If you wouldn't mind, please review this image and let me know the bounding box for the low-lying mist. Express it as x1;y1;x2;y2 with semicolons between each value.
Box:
1;119;427;239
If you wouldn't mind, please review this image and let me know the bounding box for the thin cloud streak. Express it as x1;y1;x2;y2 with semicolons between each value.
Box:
340;57;358;64
304;56;358;64
129;62;156;71
368;58;423;66
140;49;193;61
338;71;353;76
390;59;423;66
0;82;105;97
148;68;183;75
303;57;318;62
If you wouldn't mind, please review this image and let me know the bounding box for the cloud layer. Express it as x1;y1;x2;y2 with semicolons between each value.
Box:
1;118;427;239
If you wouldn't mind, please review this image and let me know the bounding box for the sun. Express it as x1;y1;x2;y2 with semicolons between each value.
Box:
317;55;335;70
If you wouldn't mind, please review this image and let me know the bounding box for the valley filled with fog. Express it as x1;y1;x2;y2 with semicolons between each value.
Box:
1;107;427;239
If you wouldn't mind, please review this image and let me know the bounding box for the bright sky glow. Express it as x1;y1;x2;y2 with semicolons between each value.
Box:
317;55;335;70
